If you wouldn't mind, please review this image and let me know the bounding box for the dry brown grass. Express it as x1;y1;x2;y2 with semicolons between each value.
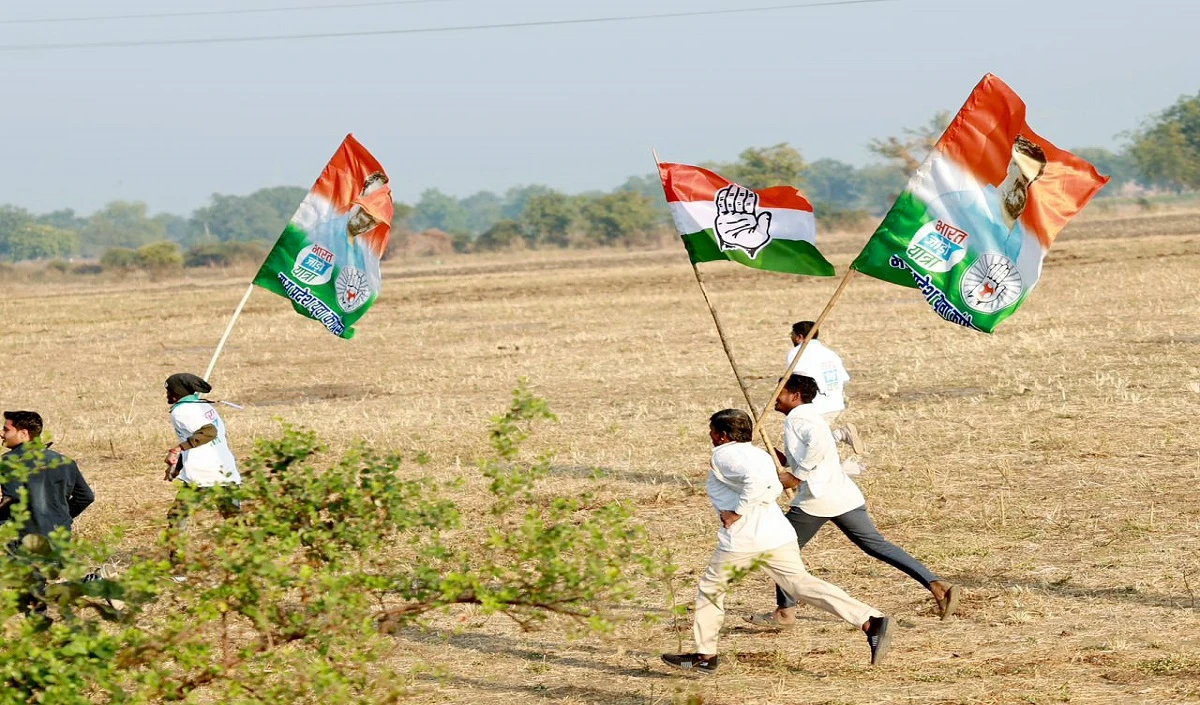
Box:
2;209;1199;704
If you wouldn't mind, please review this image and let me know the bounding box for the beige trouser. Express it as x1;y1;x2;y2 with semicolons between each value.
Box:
693;542;882;655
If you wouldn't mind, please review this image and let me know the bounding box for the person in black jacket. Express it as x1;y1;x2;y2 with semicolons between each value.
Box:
0;410;94;543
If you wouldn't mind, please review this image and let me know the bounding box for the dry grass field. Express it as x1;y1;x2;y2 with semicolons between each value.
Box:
1;207;1199;704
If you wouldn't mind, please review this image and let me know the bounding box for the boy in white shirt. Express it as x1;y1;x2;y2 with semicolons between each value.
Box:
786;321;863;459
661;409;893;673
163;373;240;529
746;375;960;628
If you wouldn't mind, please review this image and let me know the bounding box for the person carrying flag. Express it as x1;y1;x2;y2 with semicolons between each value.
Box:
746;375;960;628
661;408;893;673
785;321;863;462
163;374;241;529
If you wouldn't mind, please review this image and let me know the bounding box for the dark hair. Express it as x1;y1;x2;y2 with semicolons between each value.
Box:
709;409;753;443
783;374;820;404
791;321;819;340
3;410;43;439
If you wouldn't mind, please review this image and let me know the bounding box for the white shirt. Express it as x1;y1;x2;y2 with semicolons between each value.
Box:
782;404;864;517
170;400;240;487
785;340;851;414
707;442;796;553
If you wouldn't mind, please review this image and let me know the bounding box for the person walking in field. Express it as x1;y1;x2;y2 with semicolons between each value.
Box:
163;374;241;529
785;321;864;465
0;410;95;546
1;410;96;619
661;409;893;674
746;375;960;629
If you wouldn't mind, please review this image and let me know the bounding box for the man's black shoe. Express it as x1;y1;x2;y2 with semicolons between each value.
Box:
661;653;720;674
865;615;893;665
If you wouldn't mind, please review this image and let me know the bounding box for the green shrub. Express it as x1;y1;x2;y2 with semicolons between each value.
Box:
0;382;670;704
99;247;140;270
185;241;267;268
134;241;183;271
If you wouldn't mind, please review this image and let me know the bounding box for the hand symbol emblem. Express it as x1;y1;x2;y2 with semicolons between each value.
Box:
713;184;772;258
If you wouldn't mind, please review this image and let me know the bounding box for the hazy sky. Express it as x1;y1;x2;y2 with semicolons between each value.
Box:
2;0;1196;216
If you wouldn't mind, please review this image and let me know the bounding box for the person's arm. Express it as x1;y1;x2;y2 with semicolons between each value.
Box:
731;458;773;519
177;424;218;451
714;454;750;528
67;465;94;518
165;423;217;468
0;476;19;514
780;420;823;492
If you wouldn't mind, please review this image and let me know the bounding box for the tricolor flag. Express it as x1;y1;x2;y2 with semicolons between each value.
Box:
253;135;394;339
658;162;835;277
850;74;1108;333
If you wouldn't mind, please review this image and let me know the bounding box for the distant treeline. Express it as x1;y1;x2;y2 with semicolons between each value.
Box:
1;89;1196;265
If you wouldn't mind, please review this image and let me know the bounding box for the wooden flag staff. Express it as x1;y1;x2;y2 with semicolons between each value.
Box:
203;283;255;382
652;149;782;464
752;267;858;433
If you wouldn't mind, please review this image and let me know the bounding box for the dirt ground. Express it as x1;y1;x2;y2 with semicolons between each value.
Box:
1;208;1198;704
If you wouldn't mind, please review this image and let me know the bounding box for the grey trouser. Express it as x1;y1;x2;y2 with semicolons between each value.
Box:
776;504;939;608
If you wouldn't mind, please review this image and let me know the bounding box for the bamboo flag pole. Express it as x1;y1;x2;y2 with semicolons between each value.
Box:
753;267;858;433
652;148;782;465
689;260;781;455
203;282;255;382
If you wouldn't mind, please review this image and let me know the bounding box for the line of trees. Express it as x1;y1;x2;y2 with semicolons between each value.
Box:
1;90;1196;264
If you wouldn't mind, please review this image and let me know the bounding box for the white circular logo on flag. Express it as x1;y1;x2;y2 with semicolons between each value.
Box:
335;266;371;313
960;253;1023;314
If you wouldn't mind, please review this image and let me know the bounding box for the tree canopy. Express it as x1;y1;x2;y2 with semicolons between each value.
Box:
1127;90;1200;190
2;91;1196;263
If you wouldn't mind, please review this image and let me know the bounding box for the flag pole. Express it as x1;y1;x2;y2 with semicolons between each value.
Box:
752;268;858;432
652;148;782;465
203;283;255;382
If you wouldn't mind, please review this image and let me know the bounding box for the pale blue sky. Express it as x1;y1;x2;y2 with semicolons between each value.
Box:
2;0;1195;215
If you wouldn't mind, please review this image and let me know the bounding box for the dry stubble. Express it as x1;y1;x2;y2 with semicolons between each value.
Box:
1;212;1199;704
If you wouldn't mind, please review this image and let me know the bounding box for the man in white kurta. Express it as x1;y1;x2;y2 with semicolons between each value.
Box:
749;374;960;627
661;409;893;673
786;321;863;463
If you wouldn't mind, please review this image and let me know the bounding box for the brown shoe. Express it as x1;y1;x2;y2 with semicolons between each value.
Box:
935;583;961;620
840;422;865;455
743;612;797;630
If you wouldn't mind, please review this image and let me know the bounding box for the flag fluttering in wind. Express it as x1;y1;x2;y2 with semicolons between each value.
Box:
252;135;394;339
850;74;1108;333
659;162;835;277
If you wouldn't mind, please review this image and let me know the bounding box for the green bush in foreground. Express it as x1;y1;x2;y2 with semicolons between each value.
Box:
0;382;670;704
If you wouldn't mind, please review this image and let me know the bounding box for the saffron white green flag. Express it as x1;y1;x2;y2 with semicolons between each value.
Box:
659;162;835;277
850;74;1108;333
253;135;394;339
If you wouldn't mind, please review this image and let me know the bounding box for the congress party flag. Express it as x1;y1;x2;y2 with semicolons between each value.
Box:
253;135;394;339
658;162;835;277
850;74;1108;333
